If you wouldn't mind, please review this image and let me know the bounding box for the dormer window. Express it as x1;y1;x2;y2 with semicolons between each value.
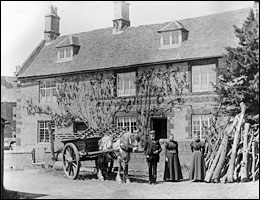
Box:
58;46;72;60
161;31;180;46
158;20;188;50
56;35;80;62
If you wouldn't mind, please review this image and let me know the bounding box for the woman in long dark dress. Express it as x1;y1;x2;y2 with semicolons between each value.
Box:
163;134;183;181
189;135;206;182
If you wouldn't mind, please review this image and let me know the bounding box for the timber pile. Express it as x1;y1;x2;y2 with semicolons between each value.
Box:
204;102;259;183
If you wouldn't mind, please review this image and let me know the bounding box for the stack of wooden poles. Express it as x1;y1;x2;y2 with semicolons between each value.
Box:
204;102;259;183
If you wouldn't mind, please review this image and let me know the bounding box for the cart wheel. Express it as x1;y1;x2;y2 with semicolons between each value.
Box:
62;143;80;179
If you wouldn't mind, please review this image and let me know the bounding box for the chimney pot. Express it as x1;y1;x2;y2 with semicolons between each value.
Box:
44;5;60;43
113;1;130;34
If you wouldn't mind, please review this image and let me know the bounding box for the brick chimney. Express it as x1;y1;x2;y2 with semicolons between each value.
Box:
112;1;130;34
44;5;60;43
254;1;259;18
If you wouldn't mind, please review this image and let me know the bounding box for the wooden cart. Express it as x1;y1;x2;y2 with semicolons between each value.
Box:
58;133;115;180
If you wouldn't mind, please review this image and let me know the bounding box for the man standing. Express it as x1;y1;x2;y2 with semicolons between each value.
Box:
144;130;162;184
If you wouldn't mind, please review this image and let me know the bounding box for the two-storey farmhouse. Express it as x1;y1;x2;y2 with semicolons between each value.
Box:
15;2;258;155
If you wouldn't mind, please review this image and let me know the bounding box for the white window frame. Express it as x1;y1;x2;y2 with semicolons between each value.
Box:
117;117;137;133
58;46;73;62
117;72;136;97
160;31;181;49
38;121;55;143
192;64;216;92
40;80;57;102
192;115;211;140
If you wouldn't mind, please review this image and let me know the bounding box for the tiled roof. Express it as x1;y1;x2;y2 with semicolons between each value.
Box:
158;21;186;32
18;7;252;78
1;76;17;103
56;35;80;48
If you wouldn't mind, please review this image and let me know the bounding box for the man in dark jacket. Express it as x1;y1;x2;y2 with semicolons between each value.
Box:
144;130;162;184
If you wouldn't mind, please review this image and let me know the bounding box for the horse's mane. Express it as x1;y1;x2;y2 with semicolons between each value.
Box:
99;134;121;151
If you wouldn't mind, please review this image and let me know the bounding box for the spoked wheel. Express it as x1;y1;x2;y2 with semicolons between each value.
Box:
62;143;80;180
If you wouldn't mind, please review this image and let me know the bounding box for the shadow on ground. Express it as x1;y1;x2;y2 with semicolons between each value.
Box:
75;170;150;184
2;188;47;199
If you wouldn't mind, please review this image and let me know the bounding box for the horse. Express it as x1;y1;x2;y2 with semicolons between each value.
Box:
97;130;139;183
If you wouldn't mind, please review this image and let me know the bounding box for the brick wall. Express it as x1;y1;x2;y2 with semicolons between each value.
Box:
17;58;222;162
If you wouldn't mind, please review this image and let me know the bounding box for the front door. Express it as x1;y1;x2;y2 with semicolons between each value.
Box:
150;118;167;141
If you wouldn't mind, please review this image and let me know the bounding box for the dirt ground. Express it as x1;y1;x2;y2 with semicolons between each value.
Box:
3;166;259;199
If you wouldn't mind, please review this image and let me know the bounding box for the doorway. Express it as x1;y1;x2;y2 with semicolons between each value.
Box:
150;118;167;140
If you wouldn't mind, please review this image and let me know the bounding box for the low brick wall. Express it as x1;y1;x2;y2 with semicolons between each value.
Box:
4;151;34;170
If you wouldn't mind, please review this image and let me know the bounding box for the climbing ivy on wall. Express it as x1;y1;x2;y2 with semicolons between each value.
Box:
24;65;189;137
134;65;189;139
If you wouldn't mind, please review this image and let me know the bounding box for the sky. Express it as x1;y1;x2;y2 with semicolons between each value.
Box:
1;1;254;77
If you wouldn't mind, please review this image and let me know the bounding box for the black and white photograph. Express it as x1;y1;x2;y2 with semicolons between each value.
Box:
1;1;259;199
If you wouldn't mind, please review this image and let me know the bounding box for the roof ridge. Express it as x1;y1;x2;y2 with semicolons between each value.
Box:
57;7;251;38
17;6;251;78
179;6;251;22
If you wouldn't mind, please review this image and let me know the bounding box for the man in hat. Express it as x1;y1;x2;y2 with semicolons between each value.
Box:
144;130;162;184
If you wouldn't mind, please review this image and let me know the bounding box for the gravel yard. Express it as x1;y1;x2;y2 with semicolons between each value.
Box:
3;165;259;199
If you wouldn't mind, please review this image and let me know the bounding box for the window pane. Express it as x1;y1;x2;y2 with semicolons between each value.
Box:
51;81;56;87
124;80;130;95
162;32;171;46
124;117;130;132
40;82;45;88
38;121;55;143
40;89;45;97
130;118;137;133
193;73;200;85
192;64;216;92
130;72;136;95
201;73;207;85
192;115;211;139
117;72;136;96
46;89;50;97
52;88;57;96
46;81;51;88
39;122;44;128
209;67;216;89
163;36;170;45
117;118;123;128
59;49;64;59
66;47;71;58
172;32;179;44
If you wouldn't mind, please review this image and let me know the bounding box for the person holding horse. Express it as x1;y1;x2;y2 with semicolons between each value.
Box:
144;130;162;184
